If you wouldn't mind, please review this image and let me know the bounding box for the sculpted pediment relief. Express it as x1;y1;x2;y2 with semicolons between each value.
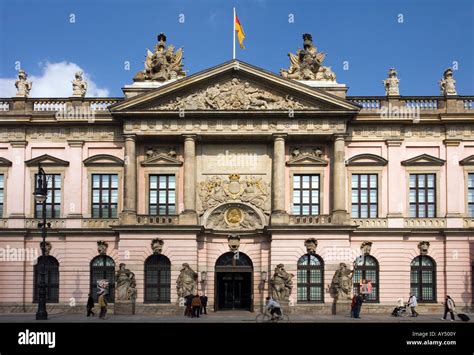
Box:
111;61;360;113
459;155;474;166
287;155;328;166
143;77;321;111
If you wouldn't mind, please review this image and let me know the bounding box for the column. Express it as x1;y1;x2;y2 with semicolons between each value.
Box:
385;139;404;227
9;140;27;221
444;139;463;227
332;134;348;224
66;140;84;218
121;134;137;224
180;134;197;224
271;134;288;225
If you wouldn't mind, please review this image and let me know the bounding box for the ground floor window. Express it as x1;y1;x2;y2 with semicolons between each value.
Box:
353;255;379;302
144;254;171;303
90;255;115;303
297;254;324;303
33;255;59;303
410;255;436;302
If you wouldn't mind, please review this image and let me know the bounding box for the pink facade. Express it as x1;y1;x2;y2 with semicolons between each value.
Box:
0;60;473;315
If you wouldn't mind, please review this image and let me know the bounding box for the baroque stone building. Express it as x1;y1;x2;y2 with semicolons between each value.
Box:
0;33;473;314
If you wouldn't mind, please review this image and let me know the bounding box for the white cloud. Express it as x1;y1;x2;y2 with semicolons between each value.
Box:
0;61;109;98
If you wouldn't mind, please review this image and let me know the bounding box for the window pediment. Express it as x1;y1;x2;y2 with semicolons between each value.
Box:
286;155;328;166
346;154;388;166
141;153;183;167
401;154;445;166
25;154;69;167
83;154;124;167
0;157;12;167
459;155;474;166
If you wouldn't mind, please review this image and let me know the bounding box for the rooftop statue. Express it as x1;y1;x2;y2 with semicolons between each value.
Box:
133;33;185;82
280;33;336;81
383;68;400;96
72;71;88;97
15;70;32;98
439;68;457;96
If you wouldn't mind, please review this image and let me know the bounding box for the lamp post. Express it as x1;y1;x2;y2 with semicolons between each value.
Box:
261;271;268;313
34;164;49;320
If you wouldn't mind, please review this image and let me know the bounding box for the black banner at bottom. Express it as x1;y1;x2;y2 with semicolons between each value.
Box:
0;322;472;354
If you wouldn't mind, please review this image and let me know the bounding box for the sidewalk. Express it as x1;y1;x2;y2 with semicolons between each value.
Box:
0;312;470;323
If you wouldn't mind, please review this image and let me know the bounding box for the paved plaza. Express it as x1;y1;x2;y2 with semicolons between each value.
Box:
0;311;471;323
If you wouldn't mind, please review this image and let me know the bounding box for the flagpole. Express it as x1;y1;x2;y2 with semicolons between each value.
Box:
233;7;236;59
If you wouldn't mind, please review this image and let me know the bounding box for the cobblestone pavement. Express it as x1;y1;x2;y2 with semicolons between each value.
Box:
0;311;471;323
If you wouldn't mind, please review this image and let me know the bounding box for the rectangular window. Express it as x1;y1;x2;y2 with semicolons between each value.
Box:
468;174;474;217
351;174;378;218
91;174;118;218
0;174;3;217
409;174;436;218
292;175;320;215
149;175;176;215
35;174;61;218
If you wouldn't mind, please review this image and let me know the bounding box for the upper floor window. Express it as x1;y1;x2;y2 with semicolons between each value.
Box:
0;174;4;216
292;174;319;215
351;174;378;218
92;174;118;218
35;174;61;218
409;174;436;218
468;174;474;217
149;175;176;215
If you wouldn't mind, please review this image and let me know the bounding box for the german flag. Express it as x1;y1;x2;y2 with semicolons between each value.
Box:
235;14;246;49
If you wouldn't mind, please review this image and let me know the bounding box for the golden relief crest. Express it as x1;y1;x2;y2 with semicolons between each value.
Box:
225;207;243;225
198;174;270;213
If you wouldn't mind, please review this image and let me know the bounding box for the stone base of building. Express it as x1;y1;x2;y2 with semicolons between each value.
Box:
0;303;471;315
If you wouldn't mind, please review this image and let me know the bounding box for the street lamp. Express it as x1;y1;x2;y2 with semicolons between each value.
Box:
34;164;49;320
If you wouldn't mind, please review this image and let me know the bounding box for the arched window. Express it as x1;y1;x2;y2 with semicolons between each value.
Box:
144;254;171;303
353;255;379;303
33;256;59;303
297;254;324;303
410;255;436;302
90;255;115;303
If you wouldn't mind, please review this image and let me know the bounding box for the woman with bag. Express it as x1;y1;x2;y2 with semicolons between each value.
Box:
441;295;455;321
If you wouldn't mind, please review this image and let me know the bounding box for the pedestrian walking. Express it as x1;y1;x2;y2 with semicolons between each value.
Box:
200;294;208;315
86;293;95;317
184;294;193;317
350;294;357;318
407;293;419;317
353;293;364;318
98;291;108;319
441;295;455;321
191;294;202;318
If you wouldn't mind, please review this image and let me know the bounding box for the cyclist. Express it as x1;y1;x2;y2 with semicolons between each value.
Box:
265;296;282;321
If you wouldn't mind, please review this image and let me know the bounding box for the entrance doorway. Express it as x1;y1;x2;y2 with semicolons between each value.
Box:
215;252;253;311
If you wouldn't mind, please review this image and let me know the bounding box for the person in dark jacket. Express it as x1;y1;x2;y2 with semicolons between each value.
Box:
200;294;208;315
184;294;193;317
353;293;364;319
86;293;95;317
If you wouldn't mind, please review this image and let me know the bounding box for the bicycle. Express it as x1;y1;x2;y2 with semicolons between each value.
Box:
255;310;290;323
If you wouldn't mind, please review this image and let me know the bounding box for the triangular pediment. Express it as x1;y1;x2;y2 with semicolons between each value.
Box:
83;154;124;167
287;155;328;166
25;154;69;167
459;155;474;166
401;154;445;166
111;60;360;114
346;154;388;166
141;153;183;167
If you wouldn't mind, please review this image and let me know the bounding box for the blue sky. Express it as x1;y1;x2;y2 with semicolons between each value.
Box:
0;0;473;97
